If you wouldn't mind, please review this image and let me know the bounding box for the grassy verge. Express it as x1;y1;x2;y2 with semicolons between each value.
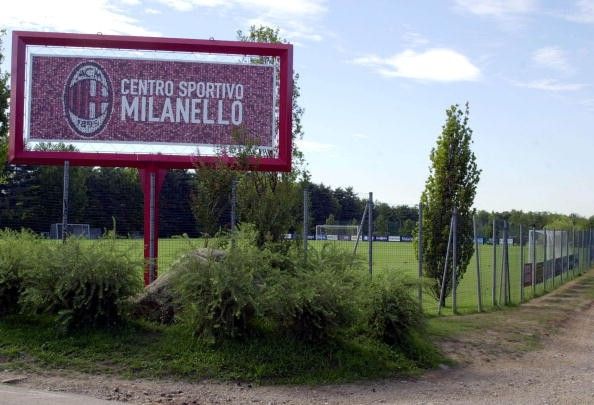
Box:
0;271;591;384
0;317;442;384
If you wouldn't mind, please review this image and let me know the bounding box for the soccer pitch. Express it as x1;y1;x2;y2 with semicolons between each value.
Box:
99;237;585;316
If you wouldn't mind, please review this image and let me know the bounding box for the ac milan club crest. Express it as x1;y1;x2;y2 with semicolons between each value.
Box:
63;62;113;137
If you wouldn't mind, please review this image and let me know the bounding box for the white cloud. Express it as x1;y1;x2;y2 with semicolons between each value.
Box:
353;48;480;82
155;0;223;12
563;0;594;23
580;98;594;110
156;0;325;17
352;133;368;140
0;0;159;36
156;0;327;42
145;8;162;14
454;0;536;17
401;31;429;48
246;17;323;44
120;0;141;5
532;47;572;73
295;139;334;153
513;79;587;91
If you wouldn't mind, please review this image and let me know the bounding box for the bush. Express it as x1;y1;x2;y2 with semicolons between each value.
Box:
20;237;143;331
172;225;273;342
266;245;364;343
0;230;40;316
366;274;425;347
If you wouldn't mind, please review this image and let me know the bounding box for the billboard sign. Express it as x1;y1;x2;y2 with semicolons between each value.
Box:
10;31;293;171
30;56;274;147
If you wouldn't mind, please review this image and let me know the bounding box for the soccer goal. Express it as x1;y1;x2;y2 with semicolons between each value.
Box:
528;229;568;261
315;225;360;241
50;223;91;239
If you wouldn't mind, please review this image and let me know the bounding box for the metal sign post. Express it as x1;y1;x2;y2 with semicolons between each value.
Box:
140;168;166;285
61;160;70;242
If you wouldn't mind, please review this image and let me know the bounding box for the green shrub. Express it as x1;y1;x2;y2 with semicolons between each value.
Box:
20;237;143;331
267;245;364;342
172;225;273;342
366;274;424;347
0;230;40;316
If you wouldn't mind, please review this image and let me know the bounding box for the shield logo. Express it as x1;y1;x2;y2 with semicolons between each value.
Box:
63;62;113;138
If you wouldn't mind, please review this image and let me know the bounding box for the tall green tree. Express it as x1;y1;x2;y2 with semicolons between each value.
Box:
193;26;307;246
417;103;481;304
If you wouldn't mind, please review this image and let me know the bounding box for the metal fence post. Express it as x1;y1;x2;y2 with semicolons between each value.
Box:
418;202;423;311
303;188;309;262
473;214;482;311
492;218;497;307
520;224;524;303
551;229;557;290
502;221;510;305
559;231;565;284
438;214;454;315
368;192;373;278
543;228;547;292
565;229;569;281
61;160;70;242
586;228;592;271
571;228;577;278
148;171;156;283
452;208;458;314
230;179;237;232
531;226;536;297
577;231;582;275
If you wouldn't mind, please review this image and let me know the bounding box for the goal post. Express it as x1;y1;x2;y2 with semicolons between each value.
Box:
50;223;91;239
315;225;360;241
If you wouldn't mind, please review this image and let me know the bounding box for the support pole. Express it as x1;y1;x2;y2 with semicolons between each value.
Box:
368;192;373;278
543;228;547;292
230;179;237;233
560;230;564;284
501;221;509;305
565;230;569;281
473;214;482;312
492;218;497;306
571;228;577;278
519;224;524;303
140;168;166;286
531;227;536;296
418;202;423;311
303;189;309;261
586;228;592;271
353;200;368;254
438;214;454;315
452;208;458;314
61;160;70;242
504;222;510;304
552;229;557;290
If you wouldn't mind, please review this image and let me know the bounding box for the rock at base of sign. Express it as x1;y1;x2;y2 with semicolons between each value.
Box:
130;248;226;324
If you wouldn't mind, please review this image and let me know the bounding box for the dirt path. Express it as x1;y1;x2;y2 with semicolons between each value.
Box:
2;273;593;404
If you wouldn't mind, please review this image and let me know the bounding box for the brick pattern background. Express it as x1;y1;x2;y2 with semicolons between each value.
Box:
29;55;275;147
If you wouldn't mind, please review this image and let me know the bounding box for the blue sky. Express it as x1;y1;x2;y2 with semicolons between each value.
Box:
2;0;594;216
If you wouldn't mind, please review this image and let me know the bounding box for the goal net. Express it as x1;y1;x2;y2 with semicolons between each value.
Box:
528;229;568;260
50;223;91;239
315;225;360;241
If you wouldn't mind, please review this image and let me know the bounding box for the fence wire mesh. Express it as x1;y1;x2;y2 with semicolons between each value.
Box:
1;167;592;317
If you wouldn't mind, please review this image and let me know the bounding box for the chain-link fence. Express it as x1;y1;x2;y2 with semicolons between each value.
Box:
1;166;592;316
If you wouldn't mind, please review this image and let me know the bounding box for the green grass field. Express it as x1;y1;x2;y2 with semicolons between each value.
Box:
73;237;589;317
314;239;588;315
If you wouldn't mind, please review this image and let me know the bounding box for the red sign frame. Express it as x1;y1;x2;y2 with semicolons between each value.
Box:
9;31;293;171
